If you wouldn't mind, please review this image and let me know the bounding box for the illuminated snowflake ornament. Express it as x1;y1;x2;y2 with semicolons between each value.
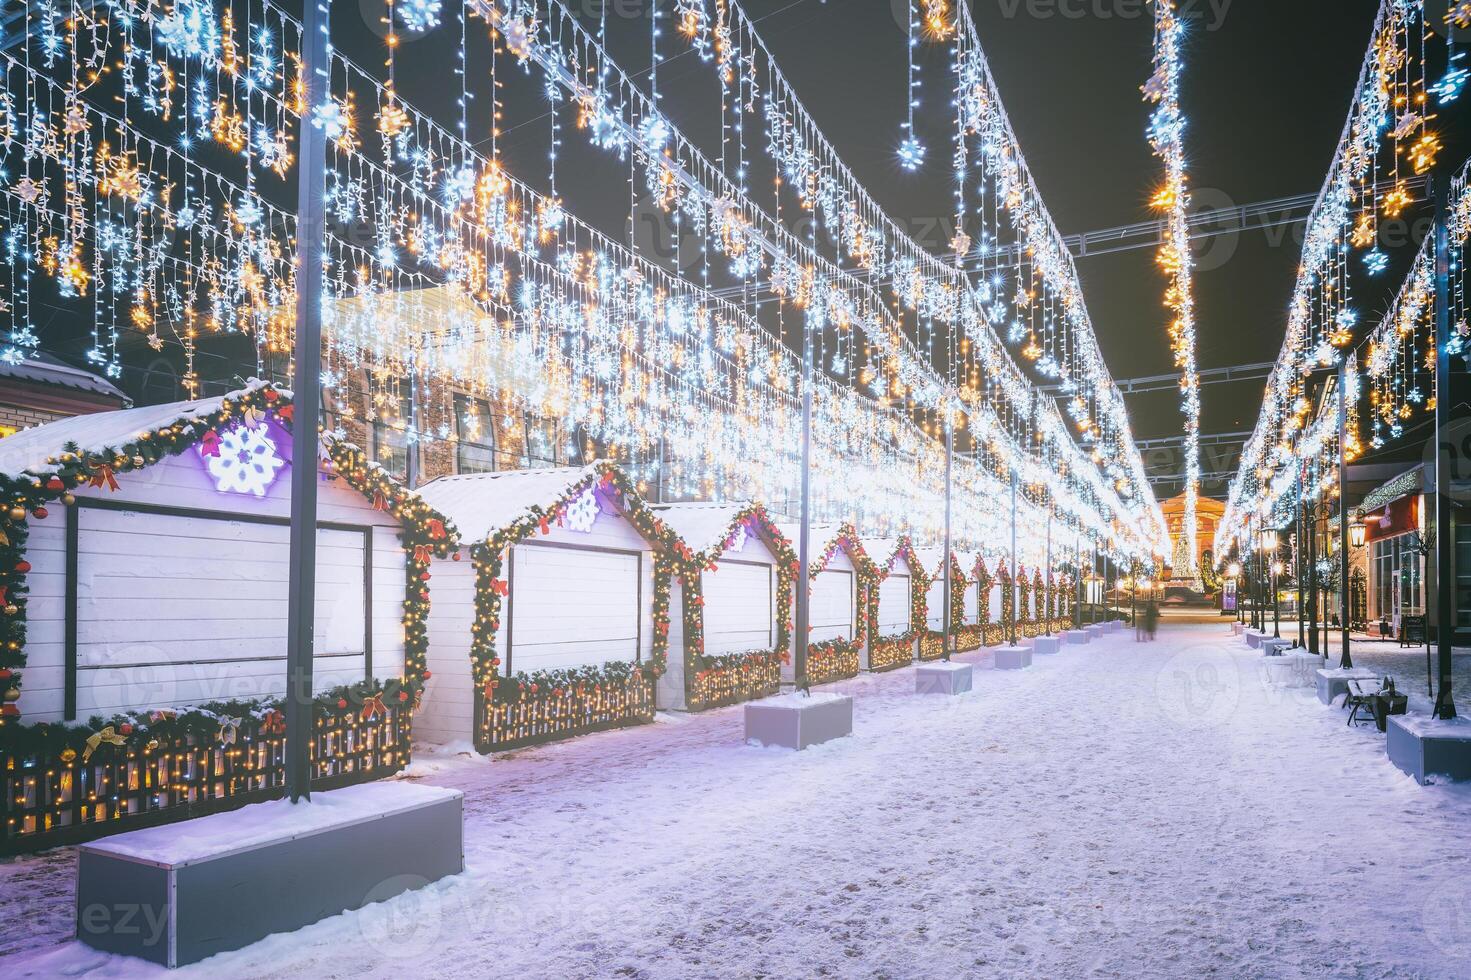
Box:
397;0;443;32
897;136;926;172
200;425;286;497
564;487;600;533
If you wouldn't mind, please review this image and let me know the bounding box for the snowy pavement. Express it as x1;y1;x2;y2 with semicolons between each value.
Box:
5;623;1471;978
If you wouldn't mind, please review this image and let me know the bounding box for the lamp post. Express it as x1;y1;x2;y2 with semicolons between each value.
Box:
1228;561;1242;623
1259;527;1279;639
1271;559;1283;638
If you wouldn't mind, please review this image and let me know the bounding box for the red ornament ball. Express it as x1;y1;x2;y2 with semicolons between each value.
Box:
32;507;48;520
423;669;432;680
46;477;64;491
14;560;31;574
397;690;409;702
119;723;133;735
336;698;348;709
451;551;462;561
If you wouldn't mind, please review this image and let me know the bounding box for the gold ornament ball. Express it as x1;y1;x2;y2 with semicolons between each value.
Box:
60;747;77;763
7;506;24;521
146;739;160;752
2;686;19;702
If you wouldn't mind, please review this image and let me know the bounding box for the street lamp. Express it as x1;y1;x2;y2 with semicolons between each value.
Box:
1227;561;1242;622
1349;517;1367;550
1270;559;1284;638
1257;527;1278;632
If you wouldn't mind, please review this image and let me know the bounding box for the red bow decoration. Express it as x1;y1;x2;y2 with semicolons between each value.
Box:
373;491;389;512
427;518;446;541
149;709;177;724
413;544;434;563
490;578;510;597
538;517;550;535
276;404;295;423
260;709;286;735
89;465;120;492
361;694;388;721
198;430;221;457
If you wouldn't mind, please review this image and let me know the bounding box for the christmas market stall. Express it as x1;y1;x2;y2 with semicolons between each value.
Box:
651;503;795;711
862;537;927;672
415;463;677;752
0;382;458;853
776;523;877;687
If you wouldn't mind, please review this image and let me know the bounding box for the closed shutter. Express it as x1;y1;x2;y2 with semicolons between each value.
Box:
701;562;773;655
509;544;641;673
877;573;910;633
810;568;853;642
73;507;369;715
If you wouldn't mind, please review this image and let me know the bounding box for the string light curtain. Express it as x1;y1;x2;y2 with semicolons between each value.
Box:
1143;0;1203;575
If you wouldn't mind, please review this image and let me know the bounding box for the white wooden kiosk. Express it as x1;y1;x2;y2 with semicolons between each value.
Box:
0;383;454;854
650;502;794;711
415;464;672;752
863;537;921;671
773;523;870;687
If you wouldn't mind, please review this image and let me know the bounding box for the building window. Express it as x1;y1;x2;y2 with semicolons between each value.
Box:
371;386;412;482
1371;534;1423;623
454;394;496;474
522;414;559;468
1456;522;1471;632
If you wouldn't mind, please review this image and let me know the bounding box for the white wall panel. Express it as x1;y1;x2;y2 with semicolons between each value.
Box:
701;561;774;656
876;574;910;634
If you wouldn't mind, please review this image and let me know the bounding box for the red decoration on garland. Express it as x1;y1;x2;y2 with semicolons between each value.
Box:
88;465;120;492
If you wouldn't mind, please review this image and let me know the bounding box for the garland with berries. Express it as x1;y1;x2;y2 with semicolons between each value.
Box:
469;463;680;708
974;559;993;628
1018;567;1033;624
324;438;460;692
997;561;1015;632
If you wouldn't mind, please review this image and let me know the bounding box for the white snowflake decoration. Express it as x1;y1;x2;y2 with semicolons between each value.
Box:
397;0;443;32
727;524;748;553
564;487;600;533
201;425;286;497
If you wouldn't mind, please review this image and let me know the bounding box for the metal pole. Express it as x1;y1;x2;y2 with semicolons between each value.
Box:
285;0;329;804
1008;469;1018;646
942;420;953;661
1307;470;1319;656
1074;535;1082;629
1431;174;1457;719
1337;358;1352;669
1044;512;1052;636
793;320;813;691
1272;556;1280;638
1295;461;1305;648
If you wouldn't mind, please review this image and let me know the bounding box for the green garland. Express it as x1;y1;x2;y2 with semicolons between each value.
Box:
975;560;993;627
470;463;679;706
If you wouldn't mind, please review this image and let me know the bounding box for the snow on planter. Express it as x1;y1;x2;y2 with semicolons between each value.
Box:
773;523;877;687
415;463;679;752
0;381;459;853
650;502;795;712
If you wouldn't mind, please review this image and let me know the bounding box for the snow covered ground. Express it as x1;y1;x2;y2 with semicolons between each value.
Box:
5;623;1471;978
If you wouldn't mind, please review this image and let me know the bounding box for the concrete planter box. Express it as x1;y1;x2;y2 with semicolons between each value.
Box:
1032;636;1060;655
1386;716;1471;785
1260;637;1292;656
76;783;464;967
915;662;973;696
1316;667;1378;705
1229;622;1244;635
994;646;1033;670
1064;630;1090;645
1084;625;1104;638
1245;631;1263;649
745;692;853;750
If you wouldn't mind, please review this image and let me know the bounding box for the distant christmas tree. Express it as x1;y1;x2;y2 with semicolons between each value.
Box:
1170;530;1203;591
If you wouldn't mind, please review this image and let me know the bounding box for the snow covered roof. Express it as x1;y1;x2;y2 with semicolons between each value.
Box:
0;383;279;480
0;352;130;405
862;537;902;569
773;522;839;551
417;465;604;542
651;502;751;557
